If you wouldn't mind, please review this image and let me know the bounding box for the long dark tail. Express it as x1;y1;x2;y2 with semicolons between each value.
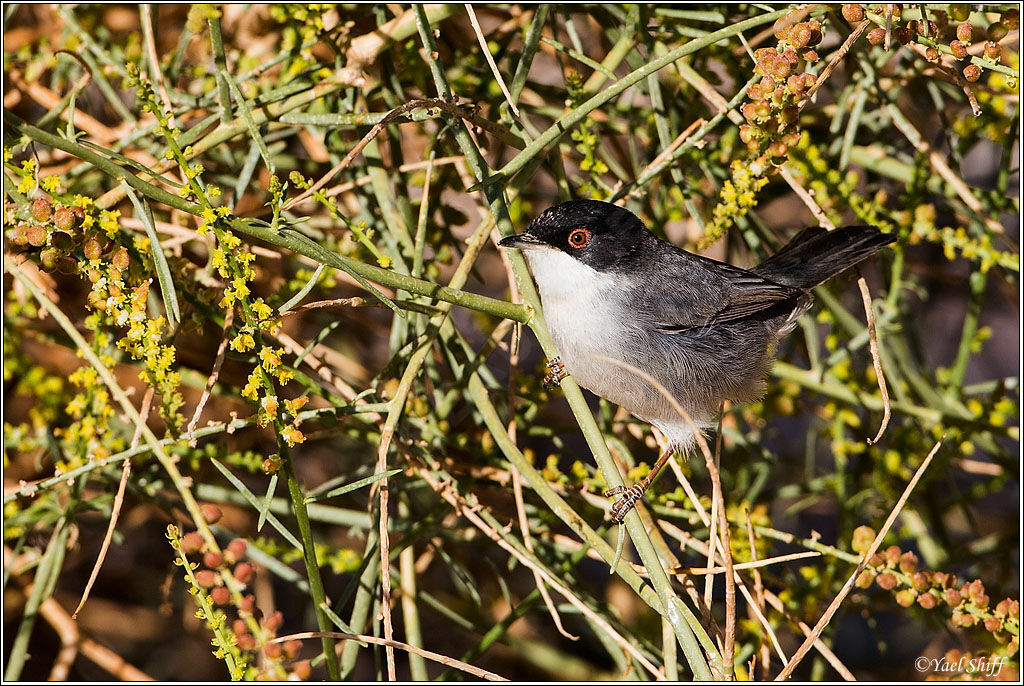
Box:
754;225;895;290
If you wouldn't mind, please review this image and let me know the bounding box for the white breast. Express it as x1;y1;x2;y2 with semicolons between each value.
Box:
522;246;709;450
522;247;630;394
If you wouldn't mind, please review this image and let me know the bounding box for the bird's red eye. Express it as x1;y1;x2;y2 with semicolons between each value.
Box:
567;228;591;248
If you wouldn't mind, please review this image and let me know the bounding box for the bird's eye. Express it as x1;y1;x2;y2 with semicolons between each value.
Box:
567;228;591;248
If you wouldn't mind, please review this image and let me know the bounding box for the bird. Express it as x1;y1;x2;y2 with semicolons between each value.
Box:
499;199;895;523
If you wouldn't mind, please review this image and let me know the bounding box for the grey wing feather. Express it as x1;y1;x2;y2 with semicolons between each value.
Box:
642;251;803;334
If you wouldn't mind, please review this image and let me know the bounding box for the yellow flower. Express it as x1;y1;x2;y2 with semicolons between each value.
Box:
230;331;255;353
280;425;305;446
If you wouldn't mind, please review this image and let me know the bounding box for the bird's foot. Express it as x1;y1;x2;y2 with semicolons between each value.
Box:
542;357;568;388
603;483;648;524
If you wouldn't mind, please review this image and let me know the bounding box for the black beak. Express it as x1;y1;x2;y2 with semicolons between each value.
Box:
498;233;542;248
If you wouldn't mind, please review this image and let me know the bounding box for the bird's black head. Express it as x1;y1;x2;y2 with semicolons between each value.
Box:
499;200;651;271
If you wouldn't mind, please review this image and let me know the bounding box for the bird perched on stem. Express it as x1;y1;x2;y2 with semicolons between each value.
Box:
500;199;894;522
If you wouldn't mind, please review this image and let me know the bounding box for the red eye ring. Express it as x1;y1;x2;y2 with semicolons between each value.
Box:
567;227;591;248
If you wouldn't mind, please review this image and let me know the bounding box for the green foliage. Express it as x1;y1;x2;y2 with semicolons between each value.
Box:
3;3;1019;682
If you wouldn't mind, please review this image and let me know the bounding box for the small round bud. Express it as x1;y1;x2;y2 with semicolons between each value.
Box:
50;231;74;252
945;588;963;606
773;17;794;40
790;23;811;49
227;538;248;560
851;525;876;553
10;224;29;246
769;140;789;158
984;41;1001;60
234;561;255;585
112;247;130;270
910;572;930;591
987;21;1008;41
949;5;970;22
868;27;886;45
984;616;1002;632
801;49;819;62
895;589;917;607
264;610;284;633
31;197;52;223
40;248;59;270
842;4;864;23
956;21;972;43
770;56;791;79
950;40;968;59
200;503;223;524
855;569;876;588
53;206;78;232
885;545;902;564
284;640;302;659
239;594;256;614
894;26;912;45
917;592;937;609
210;586;231;605
877;572;898;590
26;225;47;247
963;64;982;82
264;642;283;659
806;20;823;46
236;633;256;651
203;551;224;568
1004;9;1019;31
292;661;312;680
83;237;103;260
925;46;939;61
194;569;218;588
180;531;205;554
899;550;918;573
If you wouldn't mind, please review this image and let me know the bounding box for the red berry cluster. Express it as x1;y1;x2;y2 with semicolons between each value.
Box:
852;526;1019;649
177;507;310;678
739;15;823;160
8;197;96;274
855;3;1016;85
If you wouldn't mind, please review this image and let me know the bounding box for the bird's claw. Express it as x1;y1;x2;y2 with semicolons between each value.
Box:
543;357;568;388
603;484;645;524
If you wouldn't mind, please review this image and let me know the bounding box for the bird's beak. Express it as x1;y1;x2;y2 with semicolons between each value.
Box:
498;233;543;249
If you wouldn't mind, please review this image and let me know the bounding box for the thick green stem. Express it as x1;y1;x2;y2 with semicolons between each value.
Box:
282;454;341;680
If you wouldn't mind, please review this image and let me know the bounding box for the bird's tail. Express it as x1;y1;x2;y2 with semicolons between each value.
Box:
754;225;895;290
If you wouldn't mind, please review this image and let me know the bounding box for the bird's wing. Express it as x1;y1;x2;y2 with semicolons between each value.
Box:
641;251;803;335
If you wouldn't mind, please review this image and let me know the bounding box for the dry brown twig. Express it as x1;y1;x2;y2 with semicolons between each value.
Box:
745;513;771;680
465;5;520;117
406;452;666;679
858;272;892;444
186;308;234;446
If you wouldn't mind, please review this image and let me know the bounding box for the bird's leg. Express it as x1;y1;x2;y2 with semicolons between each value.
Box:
604;447;675;523
542;357;568;388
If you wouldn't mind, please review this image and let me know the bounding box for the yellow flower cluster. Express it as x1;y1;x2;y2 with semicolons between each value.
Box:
701;157;770;248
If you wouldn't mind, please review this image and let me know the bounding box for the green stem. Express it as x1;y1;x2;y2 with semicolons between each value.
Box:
4;113;532;324
947;270;987;390
282;454;341;680
207;14;233;124
489;8;793;186
413;5;717;676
